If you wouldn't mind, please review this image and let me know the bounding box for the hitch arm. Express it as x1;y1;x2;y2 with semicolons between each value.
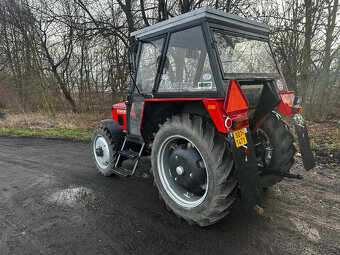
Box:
265;169;303;179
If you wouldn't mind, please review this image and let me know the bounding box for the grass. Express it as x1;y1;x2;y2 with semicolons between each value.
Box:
0;111;109;140
310;129;340;151
0;127;93;140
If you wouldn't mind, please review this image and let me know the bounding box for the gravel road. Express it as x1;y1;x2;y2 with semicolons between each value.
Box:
0;137;339;255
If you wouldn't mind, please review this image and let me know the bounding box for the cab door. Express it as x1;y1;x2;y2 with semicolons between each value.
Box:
127;36;165;138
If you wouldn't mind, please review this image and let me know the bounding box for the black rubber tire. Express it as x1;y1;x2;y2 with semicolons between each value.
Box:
258;112;296;188
91;126;118;176
151;114;238;227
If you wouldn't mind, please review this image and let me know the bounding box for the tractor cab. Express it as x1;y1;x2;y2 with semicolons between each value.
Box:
115;7;289;141
92;7;315;227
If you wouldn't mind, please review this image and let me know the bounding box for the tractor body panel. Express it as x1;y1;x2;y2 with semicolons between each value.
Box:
112;102;127;131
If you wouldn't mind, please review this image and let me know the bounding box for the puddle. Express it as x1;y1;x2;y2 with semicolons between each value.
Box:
49;187;95;206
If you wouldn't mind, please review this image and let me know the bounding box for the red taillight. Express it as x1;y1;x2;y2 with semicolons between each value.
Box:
244;147;249;157
291;107;302;114
232;118;249;130
223;80;249;116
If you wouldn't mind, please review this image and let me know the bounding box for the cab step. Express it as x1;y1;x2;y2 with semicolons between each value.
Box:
114;136;145;177
112;167;134;178
118;150;139;159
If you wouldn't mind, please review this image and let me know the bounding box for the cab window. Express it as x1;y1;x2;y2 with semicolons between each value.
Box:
158;26;216;92
135;38;164;93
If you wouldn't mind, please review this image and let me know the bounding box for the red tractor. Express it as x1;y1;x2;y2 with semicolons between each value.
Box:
91;7;315;226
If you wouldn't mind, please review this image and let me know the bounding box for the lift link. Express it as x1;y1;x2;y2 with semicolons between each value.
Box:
265;168;303;179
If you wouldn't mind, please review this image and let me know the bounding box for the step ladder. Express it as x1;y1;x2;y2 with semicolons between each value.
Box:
113;136;145;177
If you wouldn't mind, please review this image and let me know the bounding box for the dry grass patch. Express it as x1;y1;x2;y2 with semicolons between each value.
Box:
0;111;111;140
0;112;110;130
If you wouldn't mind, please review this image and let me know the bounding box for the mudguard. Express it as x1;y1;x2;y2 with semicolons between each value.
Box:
229;128;263;210
101;119;124;149
293;114;316;171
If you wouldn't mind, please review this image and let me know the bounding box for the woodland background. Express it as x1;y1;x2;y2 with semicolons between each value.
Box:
0;0;339;122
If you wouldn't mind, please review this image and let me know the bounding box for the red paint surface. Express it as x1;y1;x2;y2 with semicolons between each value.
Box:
112;95;250;135
144;98;248;133
111;102;127;131
277;91;295;116
112;102;126;108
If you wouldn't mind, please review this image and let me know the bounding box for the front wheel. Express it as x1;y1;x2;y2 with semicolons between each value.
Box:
151;114;237;226
91;126;118;176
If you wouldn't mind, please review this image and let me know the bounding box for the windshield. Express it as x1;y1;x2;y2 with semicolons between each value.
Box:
213;30;279;78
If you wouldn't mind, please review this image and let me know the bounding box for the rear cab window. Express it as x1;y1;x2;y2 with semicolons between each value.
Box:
212;29;280;79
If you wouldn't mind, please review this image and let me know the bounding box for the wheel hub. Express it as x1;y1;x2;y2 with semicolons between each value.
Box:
176;166;184;175
169;145;206;192
96;147;104;157
93;135;110;169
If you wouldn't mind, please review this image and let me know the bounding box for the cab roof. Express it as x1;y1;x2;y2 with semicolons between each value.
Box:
131;7;271;39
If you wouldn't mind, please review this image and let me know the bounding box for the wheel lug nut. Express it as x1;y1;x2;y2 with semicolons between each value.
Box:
190;173;193;178
175;177;178;181
175;155;178;160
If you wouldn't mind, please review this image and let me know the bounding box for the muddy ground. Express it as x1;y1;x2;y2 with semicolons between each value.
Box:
0;137;339;255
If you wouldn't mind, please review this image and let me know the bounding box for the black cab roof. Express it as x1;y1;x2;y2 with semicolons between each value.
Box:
131;7;270;40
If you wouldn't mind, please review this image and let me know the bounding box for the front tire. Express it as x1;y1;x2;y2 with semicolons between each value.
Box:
151;114;237;226
91;126;117;176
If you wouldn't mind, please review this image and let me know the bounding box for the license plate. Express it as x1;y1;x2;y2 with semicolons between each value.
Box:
233;129;247;147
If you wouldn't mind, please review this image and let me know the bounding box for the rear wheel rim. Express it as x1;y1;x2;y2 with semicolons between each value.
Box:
93;135;110;169
157;135;208;208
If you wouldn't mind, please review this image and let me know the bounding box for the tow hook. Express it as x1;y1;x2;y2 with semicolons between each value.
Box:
242;145;249;162
253;204;264;215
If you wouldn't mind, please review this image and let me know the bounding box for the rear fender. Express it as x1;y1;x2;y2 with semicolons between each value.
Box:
101;119;124;149
140;98;249;139
293;114;316;171
277;92;315;171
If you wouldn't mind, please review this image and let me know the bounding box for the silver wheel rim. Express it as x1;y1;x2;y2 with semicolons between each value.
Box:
157;135;208;208
93;135;110;169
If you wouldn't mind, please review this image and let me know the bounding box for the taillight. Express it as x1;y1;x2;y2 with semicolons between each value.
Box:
291;107;302;114
232;118;249;130
292;96;303;114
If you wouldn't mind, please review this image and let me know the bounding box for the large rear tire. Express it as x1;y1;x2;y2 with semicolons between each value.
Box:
254;112;296;188
151;114;237;226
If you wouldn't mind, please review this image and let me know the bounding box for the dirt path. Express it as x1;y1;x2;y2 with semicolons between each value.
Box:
0;137;339;255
